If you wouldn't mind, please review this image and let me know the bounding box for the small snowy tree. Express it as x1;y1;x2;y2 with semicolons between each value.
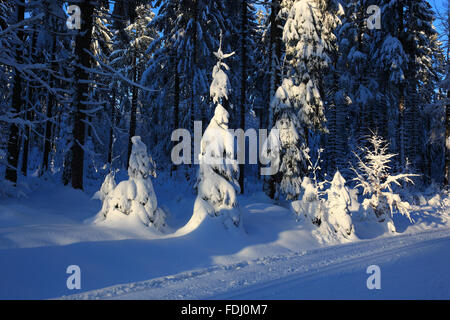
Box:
352;133;418;232
290;176;325;225
194;37;241;229
289;148;325;225
95;136;166;231
326;170;354;237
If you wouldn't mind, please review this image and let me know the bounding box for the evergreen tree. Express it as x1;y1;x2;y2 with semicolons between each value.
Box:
263;79;309;200
95;136;166;231
282;0;342;135
195;40;241;228
352;133;418;233
326;170;354;237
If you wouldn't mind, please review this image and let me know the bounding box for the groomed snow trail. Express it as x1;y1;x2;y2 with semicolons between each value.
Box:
61;227;450;300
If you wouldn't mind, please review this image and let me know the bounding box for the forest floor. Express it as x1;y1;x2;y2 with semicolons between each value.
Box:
0;175;449;299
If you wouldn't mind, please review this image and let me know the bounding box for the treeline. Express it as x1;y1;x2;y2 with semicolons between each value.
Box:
0;0;448;196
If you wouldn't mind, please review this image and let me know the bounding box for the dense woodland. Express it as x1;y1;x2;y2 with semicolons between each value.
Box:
0;0;449;199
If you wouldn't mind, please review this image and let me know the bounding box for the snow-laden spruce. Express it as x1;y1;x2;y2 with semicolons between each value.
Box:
191;36;241;229
290;176;324;226
93;136;166;232
263;79;309;200
325;171;354;237
282;0;342;132
352;133;418;233
291;170;357;243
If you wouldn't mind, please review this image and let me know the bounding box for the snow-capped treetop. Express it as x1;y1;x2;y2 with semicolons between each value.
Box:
128;136;156;180
330;170;345;189
327;170;350;206
93;172;117;201
210;33;235;107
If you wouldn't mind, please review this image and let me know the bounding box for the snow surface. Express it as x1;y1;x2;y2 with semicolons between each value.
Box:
0;178;449;299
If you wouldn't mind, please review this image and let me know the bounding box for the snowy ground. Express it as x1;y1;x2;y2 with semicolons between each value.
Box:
0;176;449;300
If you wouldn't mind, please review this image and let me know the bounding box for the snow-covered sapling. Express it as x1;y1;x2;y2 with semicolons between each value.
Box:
95;136;166;231
326;170;354;237
194;34;241;229
290;148;325;225
352;133;418;232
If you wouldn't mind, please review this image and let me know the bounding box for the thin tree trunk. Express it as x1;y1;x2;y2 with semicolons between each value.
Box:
107;89;116;164
71;0;95;190
445;88;450;185
239;0;248;194
41;28;57;175
5;2;25;184
127;50;138;168
445;5;450;186
268;0;281;129
397;1;405;170
190;0;198;135
171;54;180;175
21;30;35;176
22;29;38;176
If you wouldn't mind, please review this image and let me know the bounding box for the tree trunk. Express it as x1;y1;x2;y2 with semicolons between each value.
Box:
21;29;38;176
239;0;248;194
41;27;57;175
445;5;450;186
171;54;180;175
268;0;281;129
5;2;25;184
108;89;116;165
445;88;450;186
127;50;138;168
71;0;95;190
190;0;198;135
397;1;405;170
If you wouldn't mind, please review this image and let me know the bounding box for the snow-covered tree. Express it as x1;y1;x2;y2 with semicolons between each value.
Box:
194;40;241;229
289;147;325;225
263;78;310;200
290;176;324;225
326;170;354;237
282;0;342;133
352;133;418;232
95;136;166;231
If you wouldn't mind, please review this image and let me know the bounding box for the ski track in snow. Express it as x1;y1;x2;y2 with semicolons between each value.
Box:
60;227;450;300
